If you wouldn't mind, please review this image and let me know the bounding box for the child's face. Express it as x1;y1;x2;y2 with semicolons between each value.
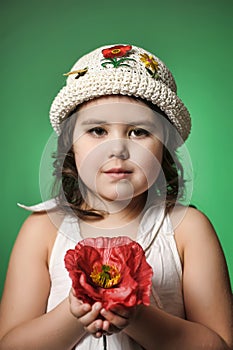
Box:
72;96;164;204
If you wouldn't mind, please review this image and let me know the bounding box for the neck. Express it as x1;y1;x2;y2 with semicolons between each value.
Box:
82;191;148;224
79;195;147;240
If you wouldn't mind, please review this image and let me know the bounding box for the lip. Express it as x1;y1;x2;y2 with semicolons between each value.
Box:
103;168;132;179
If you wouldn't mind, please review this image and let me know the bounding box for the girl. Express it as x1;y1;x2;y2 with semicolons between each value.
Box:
0;44;232;350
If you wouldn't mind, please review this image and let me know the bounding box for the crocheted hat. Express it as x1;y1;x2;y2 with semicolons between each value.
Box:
50;44;191;140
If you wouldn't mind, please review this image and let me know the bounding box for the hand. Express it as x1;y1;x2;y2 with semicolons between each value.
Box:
100;305;137;335
69;289;104;338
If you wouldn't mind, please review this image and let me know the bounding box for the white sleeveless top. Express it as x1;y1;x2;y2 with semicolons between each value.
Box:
20;199;185;350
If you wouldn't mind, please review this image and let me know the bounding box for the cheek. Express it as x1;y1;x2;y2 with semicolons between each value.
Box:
130;141;163;185
73;142;106;181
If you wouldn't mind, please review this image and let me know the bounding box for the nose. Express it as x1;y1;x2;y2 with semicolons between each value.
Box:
108;139;130;160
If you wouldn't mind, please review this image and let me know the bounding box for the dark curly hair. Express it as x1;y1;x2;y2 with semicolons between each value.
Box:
52;97;186;219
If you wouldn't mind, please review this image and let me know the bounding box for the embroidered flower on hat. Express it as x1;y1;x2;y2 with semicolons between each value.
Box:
63;67;88;79
101;44;136;68
102;44;132;58
140;53;159;79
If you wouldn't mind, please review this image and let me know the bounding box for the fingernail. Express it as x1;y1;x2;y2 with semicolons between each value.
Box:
96;322;101;331
94;302;102;311
101;308;106;315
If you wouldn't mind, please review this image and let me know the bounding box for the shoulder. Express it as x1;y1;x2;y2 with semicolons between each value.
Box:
1;209;65;308
14;209;65;262
168;205;230;276
169;205;219;260
20;209;64;235
170;204;213;232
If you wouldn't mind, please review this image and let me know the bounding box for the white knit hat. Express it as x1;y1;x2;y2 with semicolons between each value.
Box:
50;44;191;140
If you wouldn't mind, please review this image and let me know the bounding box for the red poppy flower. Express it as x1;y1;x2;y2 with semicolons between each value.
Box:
102;45;132;59
64;236;152;310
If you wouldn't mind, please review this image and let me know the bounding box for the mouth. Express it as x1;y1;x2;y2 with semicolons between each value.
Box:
103;168;132;179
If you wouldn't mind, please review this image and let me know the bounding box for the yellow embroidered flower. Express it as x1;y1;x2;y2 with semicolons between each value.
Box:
63;67;88;78
140;53;159;78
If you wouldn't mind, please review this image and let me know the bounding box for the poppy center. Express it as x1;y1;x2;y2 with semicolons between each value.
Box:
111;49;121;55
90;264;121;288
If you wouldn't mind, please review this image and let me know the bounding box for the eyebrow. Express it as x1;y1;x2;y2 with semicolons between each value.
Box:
81;119;108;125
80;119;158;128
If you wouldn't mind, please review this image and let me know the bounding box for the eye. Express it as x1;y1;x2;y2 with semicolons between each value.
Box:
88;127;107;137
129;128;150;138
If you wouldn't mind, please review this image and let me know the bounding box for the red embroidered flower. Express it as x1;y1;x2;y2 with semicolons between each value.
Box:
64;236;153;310
102;45;132;59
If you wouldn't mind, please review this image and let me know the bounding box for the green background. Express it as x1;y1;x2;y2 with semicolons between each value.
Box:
1;0;233;297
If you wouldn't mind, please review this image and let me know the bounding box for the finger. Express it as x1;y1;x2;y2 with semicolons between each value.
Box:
102;319;119;335
80;302;102;328
72;303;92;318
100;308;129;330
84;318;103;336
69;294;91;318
102;319;111;334
110;305;132;319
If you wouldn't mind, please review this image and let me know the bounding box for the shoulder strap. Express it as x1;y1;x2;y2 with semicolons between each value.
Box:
17;198;58;212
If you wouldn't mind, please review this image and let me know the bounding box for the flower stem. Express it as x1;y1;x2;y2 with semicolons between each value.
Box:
103;334;107;350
